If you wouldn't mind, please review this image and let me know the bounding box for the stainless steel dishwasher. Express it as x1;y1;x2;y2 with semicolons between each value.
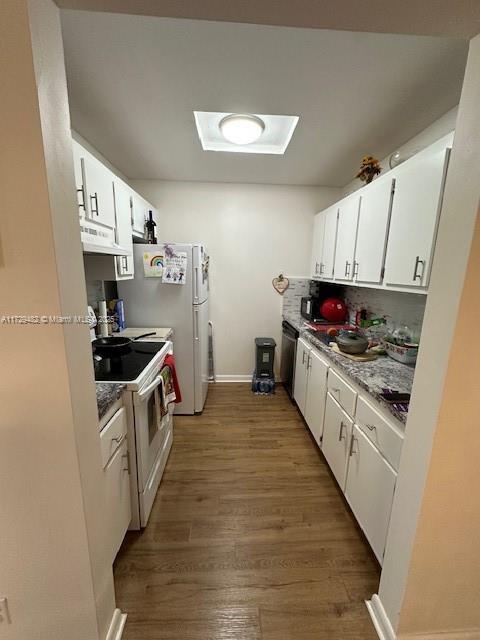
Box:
281;320;299;399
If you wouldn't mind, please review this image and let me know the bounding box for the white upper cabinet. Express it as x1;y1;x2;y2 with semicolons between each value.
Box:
311;213;326;278
354;177;394;285
334;195;360;282
113;179;135;279
383;142;450;289
72;139;88;220
320;206;339;279
82;150;116;230
131;193;149;237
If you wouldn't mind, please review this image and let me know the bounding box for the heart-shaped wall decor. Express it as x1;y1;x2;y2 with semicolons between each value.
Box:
272;274;289;295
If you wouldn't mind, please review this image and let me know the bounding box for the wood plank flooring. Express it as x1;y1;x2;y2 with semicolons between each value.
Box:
114;383;379;639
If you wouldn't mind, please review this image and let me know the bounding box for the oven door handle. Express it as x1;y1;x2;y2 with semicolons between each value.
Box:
138;375;162;402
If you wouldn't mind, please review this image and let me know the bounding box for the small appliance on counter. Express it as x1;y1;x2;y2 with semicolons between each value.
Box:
301;296;322;322
301;295;347;324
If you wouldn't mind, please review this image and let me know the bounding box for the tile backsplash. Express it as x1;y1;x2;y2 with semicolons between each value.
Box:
282;277;426;336
342;286;426;335
281;278;311;314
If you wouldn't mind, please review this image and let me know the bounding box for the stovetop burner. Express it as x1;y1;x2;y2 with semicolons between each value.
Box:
93;341;166;382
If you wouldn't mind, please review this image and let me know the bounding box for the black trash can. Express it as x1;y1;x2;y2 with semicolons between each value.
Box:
254;337;276;378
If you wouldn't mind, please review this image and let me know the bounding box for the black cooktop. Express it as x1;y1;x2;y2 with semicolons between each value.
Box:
93;341;166;382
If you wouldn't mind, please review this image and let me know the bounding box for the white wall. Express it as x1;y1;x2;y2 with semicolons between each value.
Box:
372;34;480;637
131;180;339;379
0;2;116;638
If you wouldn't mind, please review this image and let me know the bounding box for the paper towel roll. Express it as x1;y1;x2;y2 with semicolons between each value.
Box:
98;300;109;337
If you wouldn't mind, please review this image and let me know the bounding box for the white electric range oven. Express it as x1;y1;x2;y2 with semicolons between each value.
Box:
94;340;173;529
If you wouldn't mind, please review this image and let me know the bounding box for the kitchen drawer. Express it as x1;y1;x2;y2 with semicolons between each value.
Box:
327;368;357;418
355;396;403;471
100;406;127;468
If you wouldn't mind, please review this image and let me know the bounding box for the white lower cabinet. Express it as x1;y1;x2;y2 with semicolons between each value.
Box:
293;337;310;415
293;338;403;563
345;425;397;564
104;439;131;563
304;349;328;444
321;393;353;490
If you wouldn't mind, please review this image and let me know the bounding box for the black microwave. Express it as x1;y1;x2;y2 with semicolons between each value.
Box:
301;296;322;322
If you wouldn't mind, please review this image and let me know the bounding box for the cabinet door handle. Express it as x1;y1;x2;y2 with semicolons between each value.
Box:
307;354;312;369
338;421;346;441
365;423;376;431
331;387;340;395
111;434;123;443
319;263;324;275
302;350;306;365
122;453;130;474
349;433;357;457
353;261;359;278
77;187;86;211
345;261;351;277
90;192;99;216
413;256;425;282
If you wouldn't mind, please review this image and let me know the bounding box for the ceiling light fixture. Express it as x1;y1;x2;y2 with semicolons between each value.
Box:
219;114;265;145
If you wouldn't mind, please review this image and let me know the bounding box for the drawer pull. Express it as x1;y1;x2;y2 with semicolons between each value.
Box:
338;421;346;441
111;434;124;443
349;433;358;457
365;423;376;431
331;387;340;394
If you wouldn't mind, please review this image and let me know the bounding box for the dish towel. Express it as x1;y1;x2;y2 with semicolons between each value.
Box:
163;354;182;404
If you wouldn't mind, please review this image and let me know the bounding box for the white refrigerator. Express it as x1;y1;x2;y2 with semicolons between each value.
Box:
118;243;210;414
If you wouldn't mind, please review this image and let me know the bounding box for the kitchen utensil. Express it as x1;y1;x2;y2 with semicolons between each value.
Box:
320;297;347;323
336;330;369;354
92;332;156;354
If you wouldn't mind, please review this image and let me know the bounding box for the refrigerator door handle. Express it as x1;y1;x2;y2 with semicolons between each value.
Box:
194;306;199;341
194;266;200;303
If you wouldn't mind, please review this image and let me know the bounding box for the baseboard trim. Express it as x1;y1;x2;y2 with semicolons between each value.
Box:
214;375;283;383
366;594;396;640
215;375;252;383
106;608;127;640
366;595;480;640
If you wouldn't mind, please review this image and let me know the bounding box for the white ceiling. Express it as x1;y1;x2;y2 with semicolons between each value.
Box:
61;11;468;186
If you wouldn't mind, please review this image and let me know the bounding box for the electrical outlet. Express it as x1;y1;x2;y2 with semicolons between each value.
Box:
0;598;11;624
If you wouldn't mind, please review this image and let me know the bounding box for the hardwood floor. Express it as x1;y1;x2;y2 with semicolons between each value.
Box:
114;383;379;639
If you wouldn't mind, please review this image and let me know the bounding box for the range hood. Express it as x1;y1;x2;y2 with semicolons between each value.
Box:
80;220;131;256
82;241;130;256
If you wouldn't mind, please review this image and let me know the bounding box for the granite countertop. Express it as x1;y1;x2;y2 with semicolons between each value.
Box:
284;312;414;424
96;383;125;422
